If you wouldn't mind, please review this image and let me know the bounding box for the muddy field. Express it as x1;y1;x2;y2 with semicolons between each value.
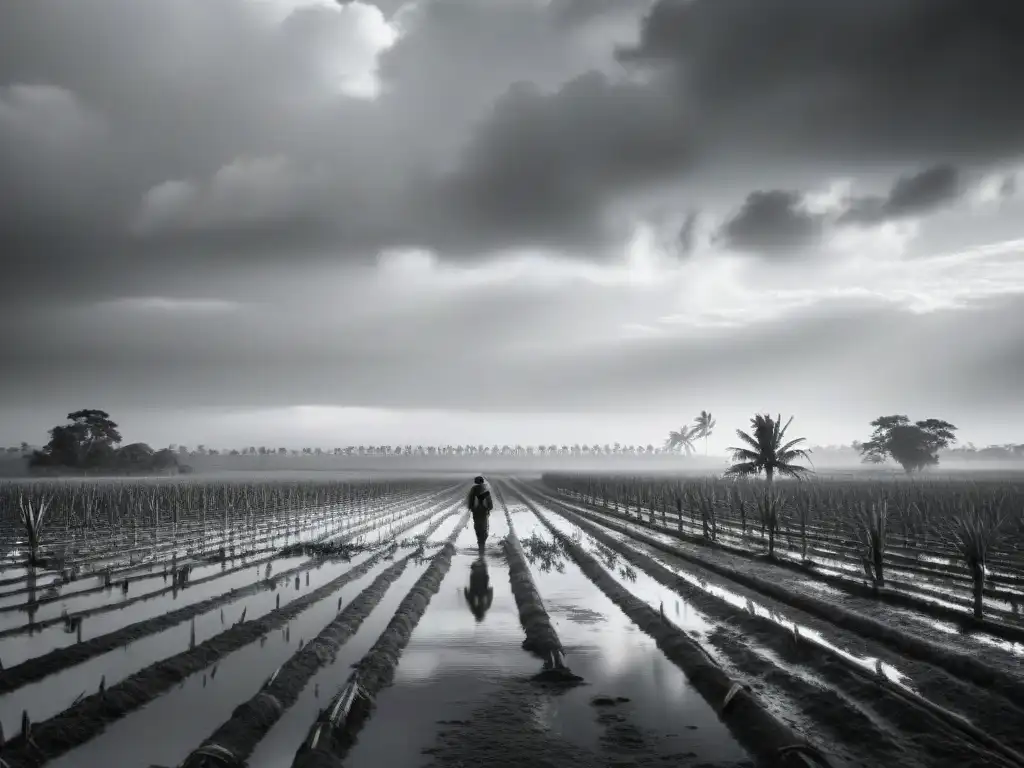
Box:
0;475;1022;767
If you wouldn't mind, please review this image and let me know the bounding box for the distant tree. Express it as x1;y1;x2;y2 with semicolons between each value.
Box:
31;409;122;468
693;410;717;455
664;425;698;456
152;448;178;470
725;413;813;483
859;415;957;473
116;442;155;469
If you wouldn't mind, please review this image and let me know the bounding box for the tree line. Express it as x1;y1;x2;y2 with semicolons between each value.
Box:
2;408;1010;478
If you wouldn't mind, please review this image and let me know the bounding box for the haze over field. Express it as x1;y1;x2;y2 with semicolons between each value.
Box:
3;0;1024;452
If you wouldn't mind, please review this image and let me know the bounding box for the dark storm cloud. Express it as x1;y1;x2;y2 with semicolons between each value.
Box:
3;0;1024;306
440;72;694;255
433;0;1024;261
840;165;962;226
712;164;969;256
714;190;824;257
0;0;680;307
619;0;1024;164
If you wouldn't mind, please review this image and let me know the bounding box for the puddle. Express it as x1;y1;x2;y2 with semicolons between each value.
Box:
46;554;404;768
0;502;457;668
5;508;459;749
553;493;1024;619
0;552;380;737
0;555;311;667
500;500;750;765
0;505;444;655
541;512;714;638
345;516;537;768
528;494;911;688
245;550;446;768
425;512;464;544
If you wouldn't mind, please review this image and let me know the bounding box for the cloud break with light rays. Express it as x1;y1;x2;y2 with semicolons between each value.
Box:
3;0;1024;453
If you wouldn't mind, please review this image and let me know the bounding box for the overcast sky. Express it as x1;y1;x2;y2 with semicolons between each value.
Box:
3;0;1024;453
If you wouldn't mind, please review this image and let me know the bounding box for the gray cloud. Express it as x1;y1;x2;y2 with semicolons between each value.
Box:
619;0;1024;166
714;190;824;257
712;164;971;256
4;288;1022;430
439;71;694;256
0;0;643;305
677;210;699;257
5;0;1024;306
840;165;962;226
3;0;1024;447
999;174;1017;200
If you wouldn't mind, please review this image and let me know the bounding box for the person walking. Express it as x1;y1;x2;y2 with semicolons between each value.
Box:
466;475;494;550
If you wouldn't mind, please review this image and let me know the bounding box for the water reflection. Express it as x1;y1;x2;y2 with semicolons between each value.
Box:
464;558;494;622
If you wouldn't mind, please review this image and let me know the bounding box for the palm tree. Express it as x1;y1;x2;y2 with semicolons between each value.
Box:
693;410;717;455
725;413;813;482
664;425;698;456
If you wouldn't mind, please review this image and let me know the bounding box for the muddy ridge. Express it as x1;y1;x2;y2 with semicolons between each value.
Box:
0;511;462;768
530;488;1024;767
546;486;1024;641
0;496;461;696
491;485;564;657
0;491;456;643
291;512;470;766
186;504;462;764
536;486;1024;714
514;490;835;768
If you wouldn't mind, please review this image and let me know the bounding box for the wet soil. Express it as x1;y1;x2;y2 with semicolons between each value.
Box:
537;486;1024;684
522;483;1024;767
0;525;448;768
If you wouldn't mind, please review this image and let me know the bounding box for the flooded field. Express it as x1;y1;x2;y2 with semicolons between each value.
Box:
1;475;1022;768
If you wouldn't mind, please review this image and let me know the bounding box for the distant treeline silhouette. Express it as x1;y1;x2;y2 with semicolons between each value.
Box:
4;408;1023;478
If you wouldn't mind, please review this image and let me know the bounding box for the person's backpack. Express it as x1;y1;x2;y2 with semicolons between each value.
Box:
473;487;494;514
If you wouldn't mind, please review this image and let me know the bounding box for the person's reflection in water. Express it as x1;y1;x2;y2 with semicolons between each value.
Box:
464;557;493;622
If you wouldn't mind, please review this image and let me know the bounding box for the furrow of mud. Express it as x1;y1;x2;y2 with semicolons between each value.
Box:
180;507;462;766
0;511;462;768
508;485;829;768
0;499;370;606
523;483;1024;768
289;512;470;767
492;484;564;657
0;487;443;595
0;493;461;695
531;482;1024;711
548;486;1024;639
0;491;451;639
